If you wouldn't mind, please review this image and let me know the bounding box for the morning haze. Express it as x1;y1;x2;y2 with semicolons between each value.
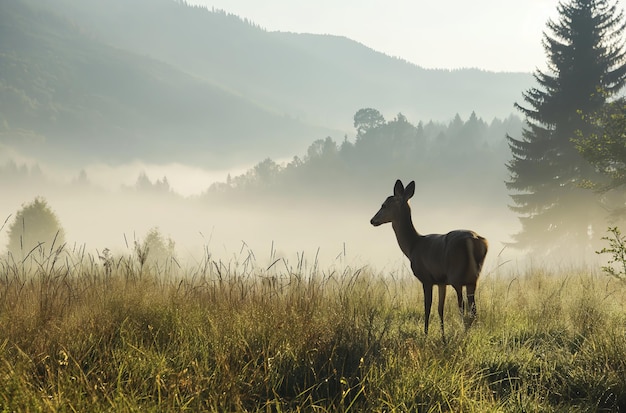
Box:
2;0;553;270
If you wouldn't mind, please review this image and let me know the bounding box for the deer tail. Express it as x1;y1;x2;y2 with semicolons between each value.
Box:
467;235;488;277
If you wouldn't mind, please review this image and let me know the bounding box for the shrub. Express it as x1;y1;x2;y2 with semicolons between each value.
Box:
6;197;65;257
134;227;176;273
597;226;626;282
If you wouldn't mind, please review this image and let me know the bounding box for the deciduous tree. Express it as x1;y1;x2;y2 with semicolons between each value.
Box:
7;197;65;256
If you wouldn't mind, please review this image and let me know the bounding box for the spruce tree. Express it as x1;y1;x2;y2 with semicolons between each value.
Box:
506;0;626;255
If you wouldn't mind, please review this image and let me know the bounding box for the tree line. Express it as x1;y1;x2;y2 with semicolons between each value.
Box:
204;110;521;203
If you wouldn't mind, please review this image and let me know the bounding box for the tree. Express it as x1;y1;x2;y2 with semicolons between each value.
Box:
253;158;281;186
353;108;385;138
134;172;172;193
135;227;176;270
506;0;626;255
576;98;626;215
577;98;626;191
6;197;65;256
306;137;338;162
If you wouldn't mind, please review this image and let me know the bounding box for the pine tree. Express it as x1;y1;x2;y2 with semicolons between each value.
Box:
506;0;626;255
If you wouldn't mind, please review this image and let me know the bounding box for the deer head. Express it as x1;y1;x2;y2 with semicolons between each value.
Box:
370;179;415;226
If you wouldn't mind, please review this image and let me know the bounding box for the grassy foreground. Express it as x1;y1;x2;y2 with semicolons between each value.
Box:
0;246;625;412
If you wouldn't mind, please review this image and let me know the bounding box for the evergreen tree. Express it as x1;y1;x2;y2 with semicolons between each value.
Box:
506;0;626;255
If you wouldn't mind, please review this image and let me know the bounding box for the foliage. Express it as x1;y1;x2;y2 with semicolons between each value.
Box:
576;98;626;193
6;197;65;257
354;108;386;138
1;246;626;411
597;226;626;281
134;172;173;194
134;227;177;273
205;110;521;203
506;0;626;255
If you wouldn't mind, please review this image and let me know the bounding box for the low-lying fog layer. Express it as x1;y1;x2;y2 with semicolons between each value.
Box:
0;159;530;274
0;148;253;198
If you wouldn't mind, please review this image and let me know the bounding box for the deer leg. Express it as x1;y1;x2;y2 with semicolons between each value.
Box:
453;285;465;320
437;284;447;340
466;284;477;328
423;284;433;335
454;285;469;331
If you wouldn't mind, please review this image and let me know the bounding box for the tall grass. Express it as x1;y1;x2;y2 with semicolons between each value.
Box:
0;244;625;412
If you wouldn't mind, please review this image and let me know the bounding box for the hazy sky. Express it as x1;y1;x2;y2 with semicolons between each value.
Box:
189;0;559;73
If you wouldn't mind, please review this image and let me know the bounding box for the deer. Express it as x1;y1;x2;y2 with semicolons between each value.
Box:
370;179;488;340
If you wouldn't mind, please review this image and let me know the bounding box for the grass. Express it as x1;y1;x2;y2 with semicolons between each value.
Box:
0;244;625;412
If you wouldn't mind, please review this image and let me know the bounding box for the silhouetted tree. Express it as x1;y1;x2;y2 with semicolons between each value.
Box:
463;111;488;147
306;137;338;162
253;158;281;186
134;172;172;193
301;137;344;187
506;0;626;254
6;197;65;256
353;108;385;138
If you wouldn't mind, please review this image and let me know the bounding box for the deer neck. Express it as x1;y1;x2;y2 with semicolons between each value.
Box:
391;206;420;259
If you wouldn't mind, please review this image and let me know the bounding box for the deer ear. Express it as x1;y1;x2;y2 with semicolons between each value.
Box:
393;179;404;197
404;181;415;200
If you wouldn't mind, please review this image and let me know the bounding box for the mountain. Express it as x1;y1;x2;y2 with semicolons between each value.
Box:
0;0;334;167
1;0;534;168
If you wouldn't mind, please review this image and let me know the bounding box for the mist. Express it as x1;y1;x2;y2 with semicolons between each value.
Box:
0;143;524;276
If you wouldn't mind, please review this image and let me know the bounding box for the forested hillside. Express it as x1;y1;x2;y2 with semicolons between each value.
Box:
1;0;532;170
0;1;334;167
34;0;532;126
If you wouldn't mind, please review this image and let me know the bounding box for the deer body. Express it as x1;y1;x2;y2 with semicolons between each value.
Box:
371;180;488;338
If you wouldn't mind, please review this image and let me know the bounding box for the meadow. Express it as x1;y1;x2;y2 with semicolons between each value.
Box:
0;243;625;412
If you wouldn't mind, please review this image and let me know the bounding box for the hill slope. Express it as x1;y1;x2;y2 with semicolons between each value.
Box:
0;1;333;167
1;0;533;168
38;0;533;125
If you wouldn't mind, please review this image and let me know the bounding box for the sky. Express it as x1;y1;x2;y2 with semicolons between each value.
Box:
189;0;559;73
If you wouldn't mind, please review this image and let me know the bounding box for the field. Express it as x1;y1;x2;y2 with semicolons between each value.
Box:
1;245;625;412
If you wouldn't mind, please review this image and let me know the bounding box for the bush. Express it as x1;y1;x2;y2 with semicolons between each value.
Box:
597;226;626;282
6;197;65;257
134;227;176;273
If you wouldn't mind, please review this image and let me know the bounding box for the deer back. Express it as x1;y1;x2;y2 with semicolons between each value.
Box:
410;230;486;286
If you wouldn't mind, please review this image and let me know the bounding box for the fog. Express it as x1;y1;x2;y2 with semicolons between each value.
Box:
0;155;525;276
0;146;247;197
